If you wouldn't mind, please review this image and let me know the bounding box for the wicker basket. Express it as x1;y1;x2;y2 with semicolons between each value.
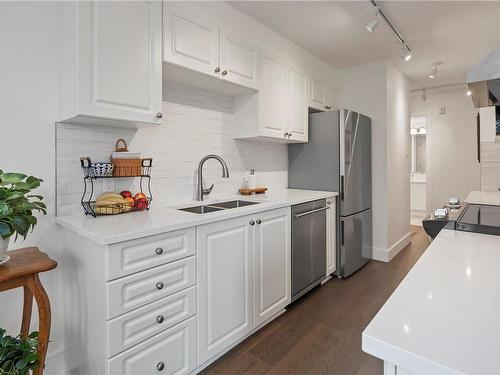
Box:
111;139;142;177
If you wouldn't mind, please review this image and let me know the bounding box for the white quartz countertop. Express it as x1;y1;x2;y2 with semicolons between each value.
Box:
363;229;500;375
465;190;500;206
56;189;337;245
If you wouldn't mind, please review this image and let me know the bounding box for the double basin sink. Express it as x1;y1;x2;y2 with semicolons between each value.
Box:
179;199;260;214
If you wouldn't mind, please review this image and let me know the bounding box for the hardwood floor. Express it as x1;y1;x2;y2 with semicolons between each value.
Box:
202;226;430;375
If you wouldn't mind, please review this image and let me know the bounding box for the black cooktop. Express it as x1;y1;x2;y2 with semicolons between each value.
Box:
456;204;500;236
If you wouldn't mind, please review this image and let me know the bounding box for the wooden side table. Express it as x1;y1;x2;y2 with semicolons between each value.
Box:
0;247;57;375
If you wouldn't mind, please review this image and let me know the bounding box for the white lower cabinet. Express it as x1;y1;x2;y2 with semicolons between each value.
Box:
197;214;254;364
254;208;291;326
108;316;197;375
326;197;337;276
197;207;291;366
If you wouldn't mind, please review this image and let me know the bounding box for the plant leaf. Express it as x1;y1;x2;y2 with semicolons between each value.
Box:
0;223;11;238
0;173;27;185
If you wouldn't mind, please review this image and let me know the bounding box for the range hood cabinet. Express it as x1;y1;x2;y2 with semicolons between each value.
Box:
467;47;500;108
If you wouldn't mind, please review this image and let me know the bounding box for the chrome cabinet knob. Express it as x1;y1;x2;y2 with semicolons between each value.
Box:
157;362;165;371
156;315;164;324
249;220;255;226
156;282;164;290
327;201;331;205
155;247;163;255
256;219;262;224
156;112;163;119
222;70;227;76
325;105;331;110
215;67;220;73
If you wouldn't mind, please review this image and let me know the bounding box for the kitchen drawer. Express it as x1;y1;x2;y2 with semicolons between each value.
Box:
108;316;196;375
107;228;195;280
107;256;196;319
107;286;196;357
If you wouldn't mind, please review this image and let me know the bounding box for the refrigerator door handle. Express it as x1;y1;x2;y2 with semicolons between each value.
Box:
340;175;344;201
341;220;345;245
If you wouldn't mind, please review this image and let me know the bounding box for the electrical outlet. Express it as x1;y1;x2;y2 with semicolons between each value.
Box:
103;178;115;192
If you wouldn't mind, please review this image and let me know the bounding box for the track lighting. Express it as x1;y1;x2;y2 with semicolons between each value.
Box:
466;90;472;96
366;9;379;32
421;89;427;101
401;44;412;62
368;0;413;62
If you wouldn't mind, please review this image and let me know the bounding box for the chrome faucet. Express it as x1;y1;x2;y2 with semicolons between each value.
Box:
197;154;229;201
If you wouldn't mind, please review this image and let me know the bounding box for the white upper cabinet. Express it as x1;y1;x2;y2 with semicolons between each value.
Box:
325;83;337;111
58;1;162;128
220;29;259;90
163;4;219;77
254;208;291;327
163;3;259;93
309;77;326;111
259;51;290;138
288;68;309;142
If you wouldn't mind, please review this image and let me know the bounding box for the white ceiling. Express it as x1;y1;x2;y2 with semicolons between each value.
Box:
228;1;500;89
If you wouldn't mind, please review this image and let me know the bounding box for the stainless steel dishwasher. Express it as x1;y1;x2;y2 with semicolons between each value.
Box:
291;199;327;302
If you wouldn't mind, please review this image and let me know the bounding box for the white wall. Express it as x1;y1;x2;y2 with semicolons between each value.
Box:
411;88;480;211
57;82;289;215
386;63;411;251
0;2;65;374
339;61;411;260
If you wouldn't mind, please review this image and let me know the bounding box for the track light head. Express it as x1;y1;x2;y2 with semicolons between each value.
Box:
466;90;472;96
366;18;379;32
401;44;412;62
428;62;442;79
366;9;379;32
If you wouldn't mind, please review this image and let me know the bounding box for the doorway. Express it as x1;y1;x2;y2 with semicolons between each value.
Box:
410;116;427;225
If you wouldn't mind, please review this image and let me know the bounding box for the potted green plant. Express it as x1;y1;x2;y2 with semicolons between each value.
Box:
0;171;46;263
0;329;39;375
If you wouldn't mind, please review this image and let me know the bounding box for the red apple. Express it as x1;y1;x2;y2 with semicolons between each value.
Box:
120;190;132;198
134;192;146;200
135;198;149;211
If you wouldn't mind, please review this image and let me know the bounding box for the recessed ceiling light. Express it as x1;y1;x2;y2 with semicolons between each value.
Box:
401;44;412;62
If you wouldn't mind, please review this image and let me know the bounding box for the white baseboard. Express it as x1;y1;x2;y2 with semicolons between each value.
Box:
372;232;412;262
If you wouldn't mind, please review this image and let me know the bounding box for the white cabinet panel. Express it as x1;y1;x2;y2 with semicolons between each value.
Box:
259;51;289;139
107;228;195;280
289;68;308;142
107;286;196;357
220;29;259;90
107;256;196;319
59;0;162;127
325;84;336;111
254;208;291;326
197;215;254;365
326;197;337;276
309;77;326;111
163;3;219;77
108;316;196;375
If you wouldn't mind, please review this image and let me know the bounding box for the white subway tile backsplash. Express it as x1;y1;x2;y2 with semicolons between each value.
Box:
56;82;288;215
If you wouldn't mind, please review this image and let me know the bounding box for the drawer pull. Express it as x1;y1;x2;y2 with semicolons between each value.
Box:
155;282;164;290
156;315;164;324
155;247;163;255
157;362;165;371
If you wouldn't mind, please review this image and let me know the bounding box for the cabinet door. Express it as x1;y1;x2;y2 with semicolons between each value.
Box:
197;215;254;365
79;1;162;124
220;29;259;90
254;208;291;327
326;197;337;276
325;84;336;111
288;68;308;142
259;50;289;139
309;77;326;111
163;3;219;77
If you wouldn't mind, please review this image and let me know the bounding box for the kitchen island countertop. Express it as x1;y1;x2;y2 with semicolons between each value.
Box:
363;228;500;374
465;190;500;206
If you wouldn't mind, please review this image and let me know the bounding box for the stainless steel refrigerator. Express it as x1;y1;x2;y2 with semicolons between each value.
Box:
288;109;372;278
